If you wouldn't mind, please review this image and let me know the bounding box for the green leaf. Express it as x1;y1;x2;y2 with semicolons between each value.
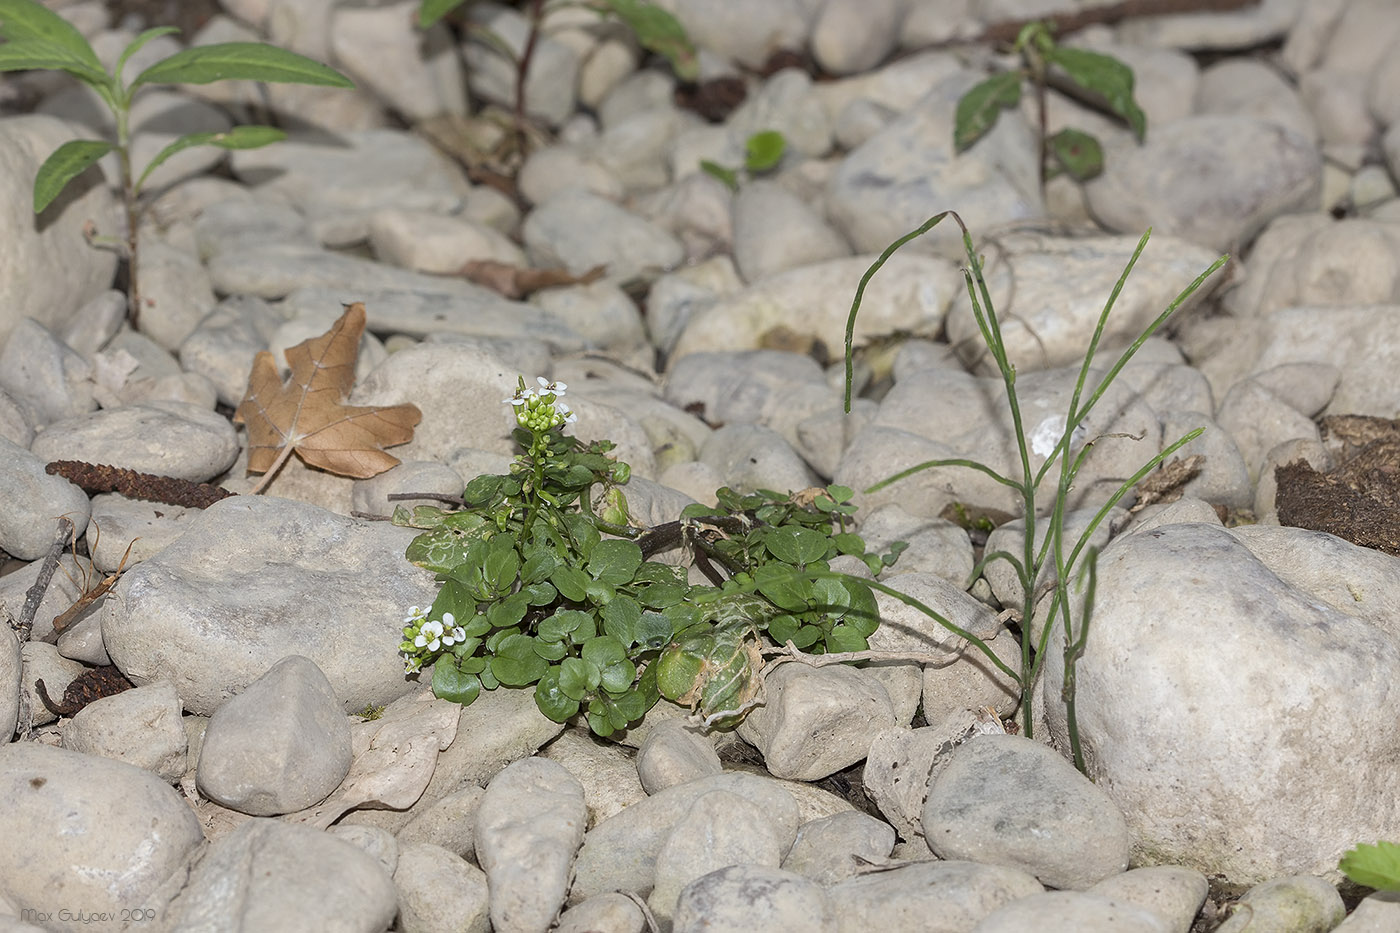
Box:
593;0;697;82
135;125;286;192
520;581;557;606
824;623;869;653
538;609;590;643
599;656;636;694
417;0;468;28
404;521;491;574
0;0;104;78
130;42;354;89
1048;127;1104;182
700;160;738;191
551;565;590;602
588;538;643;585
482;537;521;593
432;662;482;705
744;130;786;173
810;575;852;611
768;614;799;645
559;657;601;700
755;564;811;613
0;38;105;84
601;595;642;646
1043;45;1146;141
490;633;549;686
115;25;178;82
534;667;581;722
954;71;1022;152
521;548;560;585
635;611;674;650
832;532;866;557
428;579;476;631
1340;841;1400;891
32;139;112;213
462;473;503;505
765;526;830;565
485;592;528;628
790;623;823;649
532;638;568;661
582;634;628;669
655;642;704;702
637;581;688;609
585;579;616;606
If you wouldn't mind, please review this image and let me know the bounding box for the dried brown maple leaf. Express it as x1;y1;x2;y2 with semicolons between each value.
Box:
461;260;606;299
233;303;421;494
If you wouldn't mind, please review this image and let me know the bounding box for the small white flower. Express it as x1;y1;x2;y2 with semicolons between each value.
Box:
403;654;422;675
536;377;566;396
414;619;445;652
447;624;467;644
555;400;577;424
403;605;425;626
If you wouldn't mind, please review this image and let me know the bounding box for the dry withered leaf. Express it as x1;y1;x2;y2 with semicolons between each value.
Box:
460;260;606;299
233;303;421;493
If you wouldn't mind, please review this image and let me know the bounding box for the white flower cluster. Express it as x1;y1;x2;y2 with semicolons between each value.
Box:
504;376;577;431
399;605;467;674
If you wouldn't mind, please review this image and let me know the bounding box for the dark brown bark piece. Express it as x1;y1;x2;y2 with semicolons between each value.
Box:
35;666;136;716
1275;431;1400;557
46;460;235;509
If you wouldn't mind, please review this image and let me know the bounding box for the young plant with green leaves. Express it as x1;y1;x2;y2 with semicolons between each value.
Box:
833;211;1225;772
1340;841;1400;892
700;129;787;191
396;376;900;737
956;20;1145;192
0;0;352;327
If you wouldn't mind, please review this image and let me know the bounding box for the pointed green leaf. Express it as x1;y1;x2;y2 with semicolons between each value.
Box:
130;42;353;89
1048;127;1103;182
0;38;106;84
1044;45;1146;141
593;0;697;82
115;25;178;82
954;71;1022;152
0;0;102;70
33;138;112;213
135;125;286;192
700;160;738;191
1340;841;1400;891
417;0;467;28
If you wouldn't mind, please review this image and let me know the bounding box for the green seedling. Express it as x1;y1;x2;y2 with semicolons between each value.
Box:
1340;841;1400;891
956;20;1145;192
396;376;900;738
0;0;353;327
700;129;787;191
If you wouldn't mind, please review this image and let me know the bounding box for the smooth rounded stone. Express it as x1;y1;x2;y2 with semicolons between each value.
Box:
522;189;685;281
591;107;695;192
698;423;819;494
229;129;470;243
825;73;1042;256
731;181;850;284
518;143;626;205
163;818;397;932
0;115;120;347
1195;59;1317;145
207;241;496;300
810;0;900;75
352;460;464;518
368;207;525;274
837;425;1021;521
1040;522;1400;883
1086;116;1321;252
830;859;1044;931
644;257;742;354
192;196;314;261
1122;496;1223;537
530;280;648;352
781;810;895;885
475;757;587;933
55;609;109;666
137;234;217;351
636;718;723;794
655;460;722;507
282;285;585;349
0;435;92;560
672;864;837;933
0;628;18;740
61;681;186;782
1302;68;1375;152
102;496;440;716
330;0;467;121
462;2;580;126
85;493;196;573
1215;379;1321;480
922;624;1021;720
872;570;1002;659
634;172;734;263
0;743;204;920
0;318;96;425
922;734;1131;889
177;294;288;407
1154;412;1253;509
942;231;1224;376
664;349;830;428
860;659;923;727
1215;875;1345;933
393;842;490;933
539;727;646;825
871;363;1165;514
794;397;877;479
328;823;400;876
670;252;960;360
972;890;1170;932
858;503;974;585
1089;866;1209;933
198;655;353;816
727;68;833;160
649;790;785;924
555;892;647;933
1228;216;1400;317
663;0;807;69
29;400;240;484
0;386;34;447
736;663;896;782
570;771;801;902
833;97;898;149
1335;891;1400;932
983;507;1124;609
396;784;485;859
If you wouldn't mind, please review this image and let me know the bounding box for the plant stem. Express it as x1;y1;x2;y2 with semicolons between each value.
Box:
113;104;142;329
514;0;545;154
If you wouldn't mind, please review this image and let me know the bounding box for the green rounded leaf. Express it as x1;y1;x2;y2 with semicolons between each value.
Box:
601;595;642;646
136;125;286;192
588;538;643;585
635;611;674;650
490;633;550;686
954;71;1022;152
431;662;481;705
599;657;636;695
539;609;590;643
755;565;811;613
32;138;113;213
521;548;560;584
824;623;869;654
130;42;354;89
551;565;590;602
559;656;600;700
534;667;581;723
1048;127;1104;182
428;579;476;631
654;642;705;702
532;638;568;662
744;130;786;173
1340;841;1400;891
485;591;528;628
1043;45;1146;141
765;526;829;565
582;634;628;669
417;0;467;28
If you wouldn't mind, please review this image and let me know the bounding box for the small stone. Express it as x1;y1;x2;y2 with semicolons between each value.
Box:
636;719;722;793
29;401;240;483
973;890;1170;932
1090;866;1209;933
781;810;895;884
393;842;490;933
828;859;1043;929
61;681;187;782
671;865;837;933
1214;875;1345;933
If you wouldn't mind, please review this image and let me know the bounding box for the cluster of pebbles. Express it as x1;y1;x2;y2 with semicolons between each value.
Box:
1;0;1399;930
